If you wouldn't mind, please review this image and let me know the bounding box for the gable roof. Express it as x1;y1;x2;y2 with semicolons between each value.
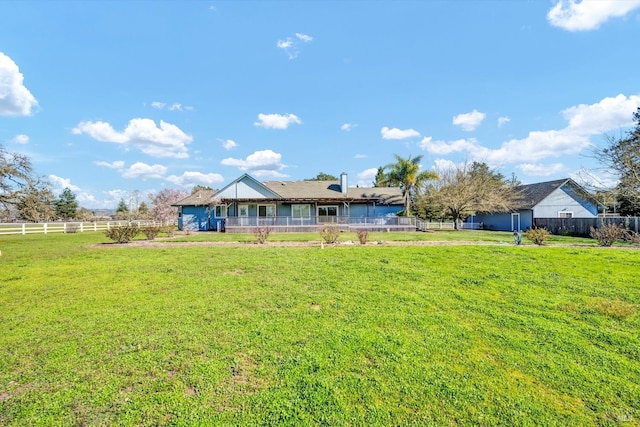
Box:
515;178;593;210
172;189;218;206
215;173;281;201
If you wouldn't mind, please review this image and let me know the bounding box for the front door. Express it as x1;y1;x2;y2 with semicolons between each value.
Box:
239;204;249;226
511;213;520;231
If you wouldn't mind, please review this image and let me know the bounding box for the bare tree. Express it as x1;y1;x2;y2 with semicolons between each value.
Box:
592;107;640;215
1;145;33;216
421;161;520;229
16;178;56;222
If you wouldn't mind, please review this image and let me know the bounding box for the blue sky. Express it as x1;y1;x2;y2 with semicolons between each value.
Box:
1;0;639;209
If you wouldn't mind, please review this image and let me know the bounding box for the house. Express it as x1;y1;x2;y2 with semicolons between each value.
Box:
473;178;600;231
173;173;410;232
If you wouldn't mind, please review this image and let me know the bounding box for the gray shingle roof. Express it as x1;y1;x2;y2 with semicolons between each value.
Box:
262;180;403;204
172;189;218;206
514;178;579;209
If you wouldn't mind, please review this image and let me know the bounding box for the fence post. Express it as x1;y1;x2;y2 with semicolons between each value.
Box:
64;223;67;233
94;222;97;231
43;223;47;234
22;223;26;235
80;222;84;232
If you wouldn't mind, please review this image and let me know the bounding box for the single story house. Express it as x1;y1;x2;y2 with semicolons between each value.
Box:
473;178;600;231
173;173;411;232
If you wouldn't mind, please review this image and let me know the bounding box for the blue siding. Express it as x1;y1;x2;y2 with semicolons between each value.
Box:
179;206;210;231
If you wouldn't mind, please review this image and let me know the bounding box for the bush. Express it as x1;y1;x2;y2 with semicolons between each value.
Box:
104;224;140;243
623;230;640;244
141;226;161;240
357;229;369;245
590;222;625;247
525;227;550;245
253;227;271;244
320;224;340;244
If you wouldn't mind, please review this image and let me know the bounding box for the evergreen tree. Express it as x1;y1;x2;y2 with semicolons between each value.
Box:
55;187;79;219
373;167;386;187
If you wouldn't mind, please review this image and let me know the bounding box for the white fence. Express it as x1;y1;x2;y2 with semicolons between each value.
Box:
0;220;161;236
416;219;482;231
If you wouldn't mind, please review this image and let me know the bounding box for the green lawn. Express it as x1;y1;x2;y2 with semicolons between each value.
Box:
0;231;638;426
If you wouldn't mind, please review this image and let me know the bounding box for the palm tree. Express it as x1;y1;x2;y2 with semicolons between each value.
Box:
383;154;438;215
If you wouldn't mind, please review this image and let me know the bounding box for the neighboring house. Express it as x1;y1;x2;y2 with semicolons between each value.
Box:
173;173;409;232
473;178;600;231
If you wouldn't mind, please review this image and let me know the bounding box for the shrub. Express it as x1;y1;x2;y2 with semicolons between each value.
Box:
623;230;640;244
357;229;369;245
104;224;139;243
141;226;161;240
590;222;625;247
525;227;550;245
320;224;340;244
253;227;271;244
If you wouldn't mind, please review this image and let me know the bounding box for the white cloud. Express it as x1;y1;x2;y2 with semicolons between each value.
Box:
452;109;486;131
48;174;81;192
381;126;420;140
95;160;125;169
354;154;367;159
47;175;98;206
121;162;168;179
432;159;460;172
498;116;511;127
73;118;192;158
277;32;313;59
419;136;480;155
150;101;191;111
254;113;302;129
221;149;285;172
295;33;313;42
517;163;566;177
221;139;238;150
547;0;640;31
12;134;29;144
357;168;378;187
341;123;357;132
166;171;225;187
0;52;38;116
571;167;619;191
420;94;640;167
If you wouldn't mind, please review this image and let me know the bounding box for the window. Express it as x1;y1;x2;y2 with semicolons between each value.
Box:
318;206;338;222
258;204;276;217
558;211;573;218
318;206;338;217
292;204;311;218
239;205;249;217
178;206;182;218
215;205;226;218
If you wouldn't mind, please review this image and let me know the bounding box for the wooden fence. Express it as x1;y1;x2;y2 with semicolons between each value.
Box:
0;220;161;236
533;217;640;237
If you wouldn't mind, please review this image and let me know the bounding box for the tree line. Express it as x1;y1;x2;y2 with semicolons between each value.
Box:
0;147;187;224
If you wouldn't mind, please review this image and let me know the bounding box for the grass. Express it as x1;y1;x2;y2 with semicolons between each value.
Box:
0;231;639;425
